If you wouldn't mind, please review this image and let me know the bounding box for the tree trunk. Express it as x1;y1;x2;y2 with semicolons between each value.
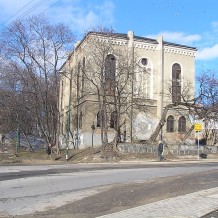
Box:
149;103;176;142
180;124;194;144
21;128;34;152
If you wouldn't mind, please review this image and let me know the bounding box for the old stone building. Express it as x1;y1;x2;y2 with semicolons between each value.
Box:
59;31;197;148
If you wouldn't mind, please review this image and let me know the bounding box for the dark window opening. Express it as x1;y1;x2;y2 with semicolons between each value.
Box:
74;114;78;129
110;111;118;129
141;58;148;66
172;63;181;102
167;115;174;132
104;54;116;95
79;111;83;129
61;122;64;134
97;111;105;127
178;116;186;132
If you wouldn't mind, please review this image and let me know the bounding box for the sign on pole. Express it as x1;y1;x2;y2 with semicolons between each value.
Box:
194;123;202;160
194;123;202;132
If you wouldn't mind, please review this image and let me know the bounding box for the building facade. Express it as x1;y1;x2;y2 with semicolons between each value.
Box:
59;31;197;148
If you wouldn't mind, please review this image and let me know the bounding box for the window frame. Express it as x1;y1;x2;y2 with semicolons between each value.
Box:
172;63;181;102
167;115;174;132
110;111;118;129
178;116;186;132
104;54;116;95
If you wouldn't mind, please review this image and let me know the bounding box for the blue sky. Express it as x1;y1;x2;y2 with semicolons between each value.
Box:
0;0;218;75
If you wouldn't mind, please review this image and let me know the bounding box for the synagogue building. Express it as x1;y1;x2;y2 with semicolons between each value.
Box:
59;31;197;148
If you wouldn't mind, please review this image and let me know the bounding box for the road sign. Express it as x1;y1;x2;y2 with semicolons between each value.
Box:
194;124;202;131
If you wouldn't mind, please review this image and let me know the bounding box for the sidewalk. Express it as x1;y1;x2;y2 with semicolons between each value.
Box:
119;157;218;165
97;187;218;218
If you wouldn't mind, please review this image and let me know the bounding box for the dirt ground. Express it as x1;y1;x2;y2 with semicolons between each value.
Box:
0;144;156;165
0;141;217;165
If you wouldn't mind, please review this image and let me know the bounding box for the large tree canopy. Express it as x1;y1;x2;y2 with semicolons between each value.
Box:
0;15;75;147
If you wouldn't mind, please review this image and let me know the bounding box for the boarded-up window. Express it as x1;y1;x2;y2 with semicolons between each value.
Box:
178;116;186;132
167;115;174;132
172;63;181;102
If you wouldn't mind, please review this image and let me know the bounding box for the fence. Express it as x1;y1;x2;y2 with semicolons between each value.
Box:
118;143;218;155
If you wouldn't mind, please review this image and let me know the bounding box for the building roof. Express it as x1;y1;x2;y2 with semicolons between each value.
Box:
60;31;197;70
78;31;197;51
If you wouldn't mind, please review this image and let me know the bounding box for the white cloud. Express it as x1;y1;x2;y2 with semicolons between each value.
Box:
146;30;218;61
212;21;218;29
0;0;52;25
146;31;201;45
196;44;218;60
95;1;115;24
0;0;31;13
46;0;115;35
0;0;115;35
195;21;218;60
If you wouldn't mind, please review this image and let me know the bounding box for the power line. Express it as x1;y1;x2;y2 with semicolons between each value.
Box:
1;0;36;25
1;0;56;26
39;0;59;15
16;0;50;20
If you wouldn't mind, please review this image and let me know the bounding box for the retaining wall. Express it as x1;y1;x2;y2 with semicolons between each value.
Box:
118;143;218;155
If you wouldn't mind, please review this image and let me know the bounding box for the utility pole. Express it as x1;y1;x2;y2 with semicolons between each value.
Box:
157;36;164;140
65;103;70;160
161;39;164;141
76;63;80;149
56;73;62;155
128;31;134;142
16;121;20;154
65;69;73;161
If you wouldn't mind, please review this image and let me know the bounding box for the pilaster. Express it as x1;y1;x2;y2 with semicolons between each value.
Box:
156;36;164;122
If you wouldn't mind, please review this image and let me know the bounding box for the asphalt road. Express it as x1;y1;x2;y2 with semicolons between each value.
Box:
1;162;218;218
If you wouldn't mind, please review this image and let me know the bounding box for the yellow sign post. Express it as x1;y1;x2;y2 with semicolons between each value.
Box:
194;123;202;160
194;124;202;131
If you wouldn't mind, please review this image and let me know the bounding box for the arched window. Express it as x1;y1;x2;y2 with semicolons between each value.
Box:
135;57;152;98
167;115;174;132
104;54;116;95
178;116;186;132
172;63;181;102
97;111;105;127
110;111;118;129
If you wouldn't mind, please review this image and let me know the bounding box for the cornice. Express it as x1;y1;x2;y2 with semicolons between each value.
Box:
134;43;196;57
135;43;157;51
164;47;196;57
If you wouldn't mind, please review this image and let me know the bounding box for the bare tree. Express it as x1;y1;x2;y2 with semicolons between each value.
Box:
196;71;218;145
0;15;75;148
70;30;145;148
149;71;218;144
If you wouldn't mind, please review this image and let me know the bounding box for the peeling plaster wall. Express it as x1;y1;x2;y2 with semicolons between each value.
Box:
132;112;159;140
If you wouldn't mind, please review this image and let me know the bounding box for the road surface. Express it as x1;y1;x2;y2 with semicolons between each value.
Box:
0;161;218;217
